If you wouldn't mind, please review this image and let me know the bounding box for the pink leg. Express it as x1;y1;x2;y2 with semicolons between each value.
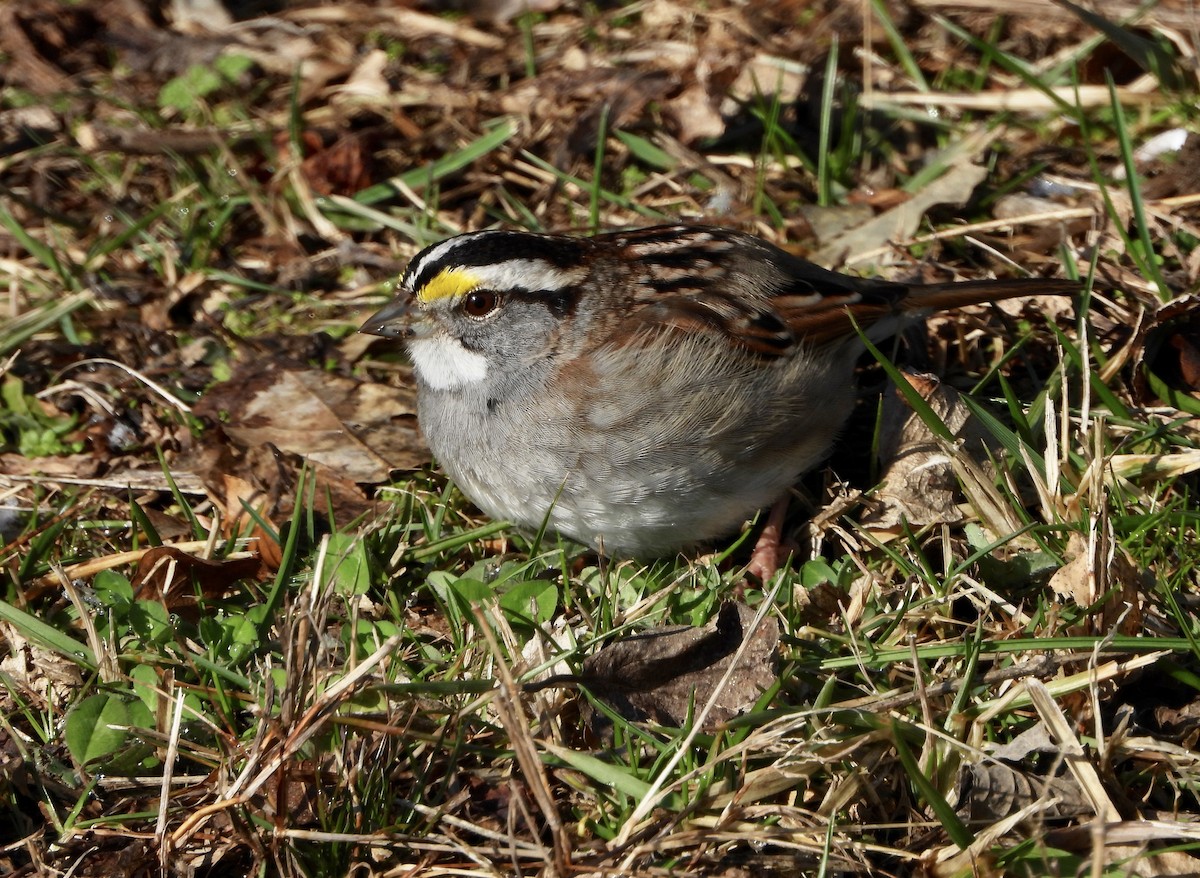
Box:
747;495;791;582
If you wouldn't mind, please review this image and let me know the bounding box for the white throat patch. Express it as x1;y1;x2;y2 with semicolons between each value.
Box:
409;335;488;390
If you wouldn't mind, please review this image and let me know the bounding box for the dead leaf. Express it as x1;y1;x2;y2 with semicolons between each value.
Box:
1048;531;1145;635
335;48;391;102
0;105;61;153
448;0;565;24
1153;698;1200;738
986;721;1060;762
274;129;377;197
0;5;75;94
194;363;426;483
797;203;875;244
860;372;983;531
791;580;847;628
169;0;234;32
1039;823;1200;877
662;82;725;145
0;454;103;480
846;187;911;210
131;546;267;617
0;620;85;710
185;439;377;564
1132;294;1200;409
214;468;285;570
988;192;1092;256
581;602;778;741
954;760;1090;822
816;149;993;267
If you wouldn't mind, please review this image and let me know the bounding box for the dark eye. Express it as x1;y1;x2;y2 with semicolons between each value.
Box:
462;290;500;318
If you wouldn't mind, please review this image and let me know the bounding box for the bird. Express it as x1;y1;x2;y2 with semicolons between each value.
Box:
361;223;1077;561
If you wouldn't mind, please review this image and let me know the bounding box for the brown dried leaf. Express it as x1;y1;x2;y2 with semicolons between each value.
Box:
581;602;778;741
955;760;1091;822
1153;697;1200;739
1132;294;1200;409
451;0;565;24
170;0;233;31
1049;533;1095;607
0;5;75;94
790;580;846;628
1118;849;1200;878
988;192;1092;256
213;468;284;570
796;203;875;244
274;129;376;197
195;364;426;483
334;48;390;103
816;156;991;267
1048;531;1145;635
662;82;725;145
860;372;981;531
0;454;103;480
185;440;376;563
0;621;85;710
261;759;336;829
131;546;268;617
986;721;1060;762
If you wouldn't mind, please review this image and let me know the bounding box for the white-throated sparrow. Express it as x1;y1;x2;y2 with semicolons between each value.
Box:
362;224;1077;557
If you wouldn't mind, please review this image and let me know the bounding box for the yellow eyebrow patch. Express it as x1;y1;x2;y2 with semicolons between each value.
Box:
417;267;480;303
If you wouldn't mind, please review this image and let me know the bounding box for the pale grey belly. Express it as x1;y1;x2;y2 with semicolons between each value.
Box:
417;345;854;556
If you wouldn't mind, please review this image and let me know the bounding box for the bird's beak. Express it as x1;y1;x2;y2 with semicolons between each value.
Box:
360;298;433;339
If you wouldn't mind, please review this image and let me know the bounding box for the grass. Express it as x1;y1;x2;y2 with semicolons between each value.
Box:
2;1;1200;876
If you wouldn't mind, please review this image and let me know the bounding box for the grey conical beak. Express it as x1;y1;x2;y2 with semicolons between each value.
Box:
361;299;418;339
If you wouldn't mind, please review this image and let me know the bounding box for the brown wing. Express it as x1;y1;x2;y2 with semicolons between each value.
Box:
600;224;1079;356
622;275;1080;357
627;291;798;357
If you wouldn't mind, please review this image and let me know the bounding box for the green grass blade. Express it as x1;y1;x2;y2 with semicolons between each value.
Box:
0;599;97;669
0;292;93;357
892;719;974;848
0;203;71;287
871;0;930;91
356;117;518;205
816;38;839;207
1106;72;1171;302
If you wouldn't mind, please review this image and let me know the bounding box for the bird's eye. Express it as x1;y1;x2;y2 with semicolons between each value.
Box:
462;290;500;318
